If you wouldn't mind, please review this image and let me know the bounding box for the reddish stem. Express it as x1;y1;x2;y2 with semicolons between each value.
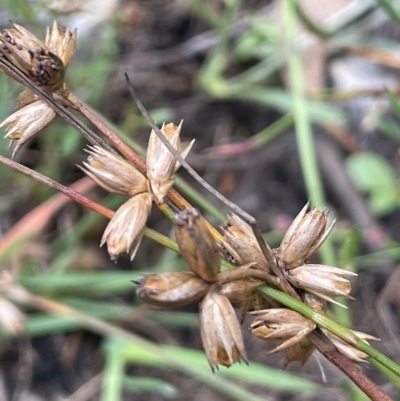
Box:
309;330;394;401
0;155;113;220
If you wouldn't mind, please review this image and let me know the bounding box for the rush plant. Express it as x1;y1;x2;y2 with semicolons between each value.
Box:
0;20;398;401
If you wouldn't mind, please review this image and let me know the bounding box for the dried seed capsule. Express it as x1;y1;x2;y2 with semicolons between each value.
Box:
136;272;208;307
0;21;76;155
221;213;271;272
1;100;56;158
0;23;49;76
0;297;25;335
80;146;150;197
146;121;194;201
285;264;357;306
101;192;152;261
175;209;220;282
284;337;314;367
219;279;262;303
249;309;315;353
12;89;38;112
302;291;327;313
321;329;379;363
239;292;275;323
277;203;335;269
200;290;247;371
0;22;70;91
45;21;76;67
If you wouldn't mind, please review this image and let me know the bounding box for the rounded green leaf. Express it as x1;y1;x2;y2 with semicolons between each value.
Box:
346;152;400;216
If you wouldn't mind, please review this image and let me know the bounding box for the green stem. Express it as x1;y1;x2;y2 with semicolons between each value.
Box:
283;0;325;210
259;285;400;377
283;0;336;270
252;113;293;148
101;344;125;401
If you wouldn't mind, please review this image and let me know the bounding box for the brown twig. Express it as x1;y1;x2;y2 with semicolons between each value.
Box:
0;173;95;256
309;330;394;401
0;155;112;219
0;155;175;253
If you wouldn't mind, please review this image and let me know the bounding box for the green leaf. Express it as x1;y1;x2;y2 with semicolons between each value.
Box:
102;339;125;401
385;88;400;120
230;87;345;124
123;377;177;398
377;115;400;144
346;152;400;216
110;338;317;393
20;271;141;296
377;0;400;25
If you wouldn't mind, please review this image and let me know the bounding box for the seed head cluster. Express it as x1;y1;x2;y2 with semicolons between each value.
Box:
0;21;378;372
135;204;374;370
0;21;76;158
79;122;193;261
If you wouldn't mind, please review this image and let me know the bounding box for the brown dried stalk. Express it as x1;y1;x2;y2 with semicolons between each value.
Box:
0;154;176;253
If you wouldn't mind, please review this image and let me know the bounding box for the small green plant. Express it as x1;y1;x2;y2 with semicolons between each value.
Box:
346;152;400;216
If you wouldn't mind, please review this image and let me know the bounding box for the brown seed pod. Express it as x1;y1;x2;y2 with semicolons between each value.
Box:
285;264;357;306
277;203;335;269
249;308;315;353
80;146;150;197
146;121;194;201
101;193;152;261
199;289;247;371
221;213;272;272
175;209;220;282
321;328;379;363
136;272;208;307
219;279;262;303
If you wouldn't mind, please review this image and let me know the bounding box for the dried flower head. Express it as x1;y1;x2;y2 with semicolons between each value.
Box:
45;21;76;68
1;23;65;90
302;292;327;313
221;213;271;272
250;309;315;354
0;21;76;156
136;272;208;307
280;293;324;367
101;192;152;261
80;146;150;197
285;264;357;306
0;297;25;335
146;121;194;201
200;290;247;371
284;337;314;367
322;329;379;363
277;203;335;269
219;278;262;303
175;209;220;282
1;99;56;157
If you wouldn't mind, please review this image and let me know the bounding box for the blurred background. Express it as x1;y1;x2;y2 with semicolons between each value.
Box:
1;0;400;400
